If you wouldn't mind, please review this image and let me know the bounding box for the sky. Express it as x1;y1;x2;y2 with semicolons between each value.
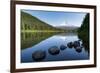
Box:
22;10;87;27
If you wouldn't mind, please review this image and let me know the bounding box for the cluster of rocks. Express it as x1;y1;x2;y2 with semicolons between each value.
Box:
67;40;83;53
32;40;83;61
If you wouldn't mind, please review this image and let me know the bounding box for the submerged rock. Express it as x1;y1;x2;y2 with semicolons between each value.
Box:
60;45;67;50
32;50;46;61
75;46;82;53
73;41;80;48
48;46;60;55
67;42;73;48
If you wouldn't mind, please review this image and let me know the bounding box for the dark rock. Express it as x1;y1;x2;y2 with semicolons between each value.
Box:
73;41;80;48
75;46;82;53
32;50;46;61
67;42;73;48
60;45;67;50
48;46;60;55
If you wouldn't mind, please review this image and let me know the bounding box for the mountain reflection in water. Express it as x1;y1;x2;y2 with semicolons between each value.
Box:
21;32;89;63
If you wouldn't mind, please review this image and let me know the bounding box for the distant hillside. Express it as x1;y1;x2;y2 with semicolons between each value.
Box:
21;11;61;31
54;26;79;30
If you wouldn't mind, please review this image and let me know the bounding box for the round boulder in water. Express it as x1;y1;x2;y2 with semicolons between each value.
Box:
32;50;46;61
48;46;60;55
67;42;73;48
73;41;80;48
60;45;67;50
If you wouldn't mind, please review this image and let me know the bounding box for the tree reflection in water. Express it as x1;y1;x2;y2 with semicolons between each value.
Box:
21;32;59;50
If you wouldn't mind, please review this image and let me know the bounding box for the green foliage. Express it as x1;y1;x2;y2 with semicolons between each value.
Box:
78;13;89;35
78;13;90;51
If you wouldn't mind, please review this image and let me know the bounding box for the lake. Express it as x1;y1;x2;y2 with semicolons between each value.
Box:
21;32;89;63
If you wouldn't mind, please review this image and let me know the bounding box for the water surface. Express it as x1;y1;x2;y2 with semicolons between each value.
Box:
21;32;89;63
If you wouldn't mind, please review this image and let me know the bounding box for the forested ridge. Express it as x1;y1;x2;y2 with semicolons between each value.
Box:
78;13;90;50
21;11;64;32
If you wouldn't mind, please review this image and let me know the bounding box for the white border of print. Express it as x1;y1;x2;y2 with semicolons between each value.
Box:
15;4;94;69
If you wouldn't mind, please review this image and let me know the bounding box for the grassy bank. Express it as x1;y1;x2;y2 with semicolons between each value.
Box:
21;29;78;33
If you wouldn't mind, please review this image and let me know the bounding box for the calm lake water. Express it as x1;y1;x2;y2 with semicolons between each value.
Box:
21;32;89;63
